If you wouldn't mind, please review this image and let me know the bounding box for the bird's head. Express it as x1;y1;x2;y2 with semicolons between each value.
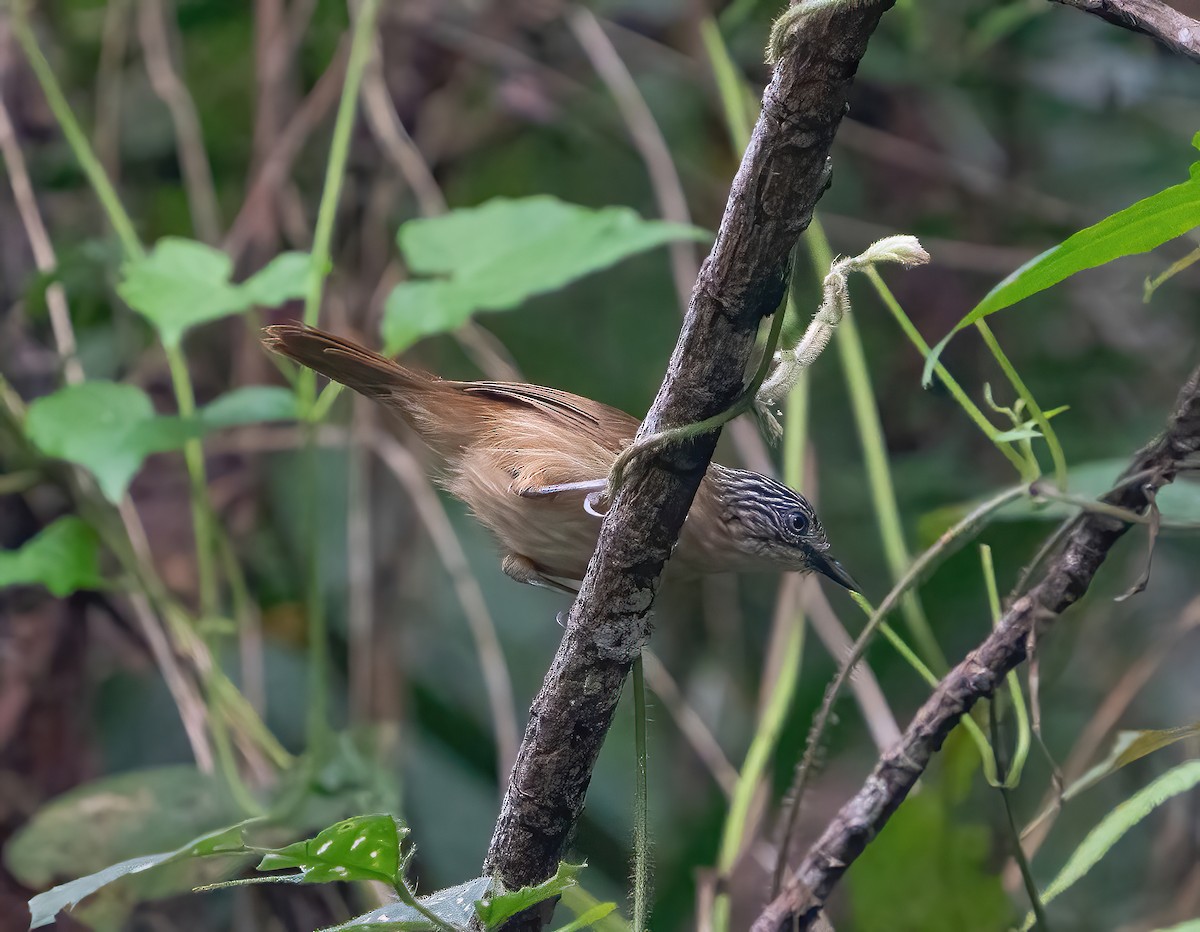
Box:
708;466;859;592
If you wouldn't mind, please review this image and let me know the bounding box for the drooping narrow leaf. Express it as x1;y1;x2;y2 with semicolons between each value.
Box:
923;151;1200;385
1020;759;1200;930
0;517;104;596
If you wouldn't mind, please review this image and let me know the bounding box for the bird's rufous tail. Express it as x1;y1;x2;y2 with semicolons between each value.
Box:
262;323;468;460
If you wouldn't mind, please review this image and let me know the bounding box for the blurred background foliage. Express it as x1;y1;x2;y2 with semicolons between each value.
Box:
1;0;1199;930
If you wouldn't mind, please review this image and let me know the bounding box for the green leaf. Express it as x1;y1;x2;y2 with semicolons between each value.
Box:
850;793;1012;932
1020;759;1200;930
1023;722;1200;839
24;382;202;502
253;814;405;886
6;766;245;892
118;238;309;348
200;386;298;429
7;766;250;929
919;460;1200;543
552;902;618;932
475;861;584;929
923;168;1200;385
321;876;493;931
25;823;248;929
0;517;104;596
382;197;709;353
992;426;1043;442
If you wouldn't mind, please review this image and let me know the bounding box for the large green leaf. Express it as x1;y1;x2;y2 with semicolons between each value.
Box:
1021;759;1200;930
24;382;202;502
382;196;709;353
850;793;1012;932
923;139;1200;385
24;823;248;930
321;876;493;931
118;239;310;348
7;766;249;930
0;517;104;597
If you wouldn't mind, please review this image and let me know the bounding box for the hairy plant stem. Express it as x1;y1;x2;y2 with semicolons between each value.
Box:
631;654;651;932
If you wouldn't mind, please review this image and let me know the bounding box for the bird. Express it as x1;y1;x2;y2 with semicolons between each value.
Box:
263;324;858;595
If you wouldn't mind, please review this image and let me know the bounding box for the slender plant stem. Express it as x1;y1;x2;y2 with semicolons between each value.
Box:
975;319;1069;490
165;342;219;618
862;267;1031;476
392;880;457;932
805;221;947;672
631;653;651;932
11;9;144;259
772;483;1026;894
991;707;1050;931
699;16;757;152
712;367;810;932
981;545;1032;785
295;0;380;753
298;0;380;408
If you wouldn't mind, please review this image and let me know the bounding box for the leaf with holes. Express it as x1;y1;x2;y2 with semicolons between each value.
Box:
24;382;203;502
252;814;405;886
118;238;310;348
0;517;104;597
382;196;709;353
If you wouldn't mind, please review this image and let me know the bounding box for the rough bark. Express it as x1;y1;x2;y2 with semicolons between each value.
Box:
752;364;1200;932
1049;0;1200;62
480;2;897;927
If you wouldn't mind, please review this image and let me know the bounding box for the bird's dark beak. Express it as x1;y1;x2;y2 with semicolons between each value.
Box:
810;552;860;593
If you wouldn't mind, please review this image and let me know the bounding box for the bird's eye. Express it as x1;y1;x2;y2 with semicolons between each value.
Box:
788;511;809;535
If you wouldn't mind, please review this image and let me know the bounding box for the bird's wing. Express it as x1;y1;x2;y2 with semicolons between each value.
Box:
462;381;639;451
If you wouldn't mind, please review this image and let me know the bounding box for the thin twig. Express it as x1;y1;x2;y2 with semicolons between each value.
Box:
1048;0;1200;63
566;6;698;312
753;363;1200;931
772;483;1026;893
369;430;519;785
642;649;739;797
137;0;222;243
0;98;83;385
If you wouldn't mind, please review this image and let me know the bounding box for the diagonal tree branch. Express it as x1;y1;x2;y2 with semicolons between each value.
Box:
1049;0;1200;63
480;1;897;927
752;363;1200;932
